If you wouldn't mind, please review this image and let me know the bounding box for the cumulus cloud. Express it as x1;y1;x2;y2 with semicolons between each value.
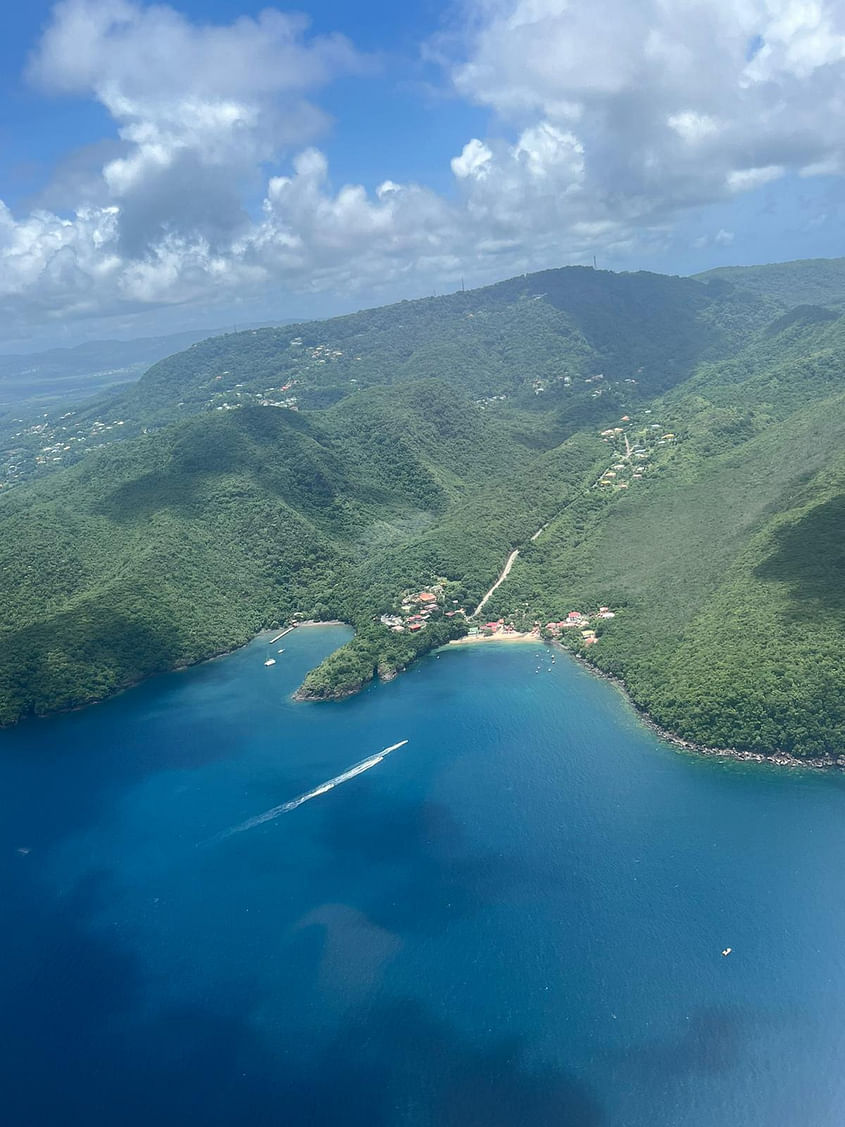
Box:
0;0;374;332
25;0;366;255
447;0;845;214
3;0;845;339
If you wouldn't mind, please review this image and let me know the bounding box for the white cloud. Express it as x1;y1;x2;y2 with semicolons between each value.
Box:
3;0;845;340
25;0;367;256
726;165;785;192
0;0;375;333
451;138;494;180
446;0;845;216
667;112;720;144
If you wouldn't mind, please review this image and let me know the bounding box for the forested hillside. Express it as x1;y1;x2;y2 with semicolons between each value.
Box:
0;378;604;724
696;256;845;310
3;266;744;493
0;259;843;759
493;312;845;757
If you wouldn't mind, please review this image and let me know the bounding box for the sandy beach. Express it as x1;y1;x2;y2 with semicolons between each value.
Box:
448;630;541;647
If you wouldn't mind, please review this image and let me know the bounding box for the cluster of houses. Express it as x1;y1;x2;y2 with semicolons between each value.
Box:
461;606;617;646
307;344;344;364
543;607;616;646
208;377;300;413
466;619;522;637
2;411;127;490
596;417;677;490
380;585;466;633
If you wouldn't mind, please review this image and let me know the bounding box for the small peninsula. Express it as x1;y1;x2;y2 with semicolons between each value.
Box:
0;260;842;761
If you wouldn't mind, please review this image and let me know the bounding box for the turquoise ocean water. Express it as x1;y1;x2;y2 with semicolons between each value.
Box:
1;625;844;1126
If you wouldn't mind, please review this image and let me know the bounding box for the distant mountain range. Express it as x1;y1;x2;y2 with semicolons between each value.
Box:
695;256;845;308
0;321;291;411
0;258;842;760
0;330;220;410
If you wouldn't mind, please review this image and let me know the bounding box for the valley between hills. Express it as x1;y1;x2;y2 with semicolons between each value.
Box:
0;258;843;760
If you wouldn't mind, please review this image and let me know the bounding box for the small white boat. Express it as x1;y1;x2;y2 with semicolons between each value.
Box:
277;648;285;654
721;947;732;957
264;659;276;667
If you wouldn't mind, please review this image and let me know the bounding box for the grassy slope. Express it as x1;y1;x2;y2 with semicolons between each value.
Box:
0;409;350;722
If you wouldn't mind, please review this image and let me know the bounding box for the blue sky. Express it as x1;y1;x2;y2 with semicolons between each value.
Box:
2;0;845;348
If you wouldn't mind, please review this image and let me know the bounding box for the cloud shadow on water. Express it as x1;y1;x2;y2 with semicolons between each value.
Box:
1;853;603;1127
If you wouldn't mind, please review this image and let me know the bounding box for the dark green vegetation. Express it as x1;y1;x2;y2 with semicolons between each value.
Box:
696;255;845;309
0;259;843;758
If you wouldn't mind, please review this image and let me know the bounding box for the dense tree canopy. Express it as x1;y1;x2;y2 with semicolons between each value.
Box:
0;260;843;758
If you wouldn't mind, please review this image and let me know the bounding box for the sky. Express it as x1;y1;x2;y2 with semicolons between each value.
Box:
2;0;845;350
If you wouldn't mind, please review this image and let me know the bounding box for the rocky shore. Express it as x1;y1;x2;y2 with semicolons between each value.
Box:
288;621;842;770
563;644;844;771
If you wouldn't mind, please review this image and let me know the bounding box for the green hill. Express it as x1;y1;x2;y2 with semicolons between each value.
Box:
695;257;845;310
492;311;845;757
0;379;603;723
106;265;768;423
0;259;843;759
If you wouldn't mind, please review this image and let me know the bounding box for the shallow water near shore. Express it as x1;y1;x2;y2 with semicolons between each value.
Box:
2;626;845;1126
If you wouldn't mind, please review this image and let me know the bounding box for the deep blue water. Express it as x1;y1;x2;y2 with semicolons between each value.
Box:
2;626;845;1126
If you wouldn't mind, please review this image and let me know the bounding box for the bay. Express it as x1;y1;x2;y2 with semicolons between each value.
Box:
1;625;844;1126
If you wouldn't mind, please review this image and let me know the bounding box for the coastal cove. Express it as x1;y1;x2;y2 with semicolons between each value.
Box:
451;633;845;771
2;625;845;1125
301;619;845;771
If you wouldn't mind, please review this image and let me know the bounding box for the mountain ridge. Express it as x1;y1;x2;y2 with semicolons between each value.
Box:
0;256;842;757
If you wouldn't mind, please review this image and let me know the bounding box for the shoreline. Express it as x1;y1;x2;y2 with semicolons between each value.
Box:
287;619;346;629
447;630;540;646
7;622;839;772
560;644;844;772
2;619;353;729
445;631;843;771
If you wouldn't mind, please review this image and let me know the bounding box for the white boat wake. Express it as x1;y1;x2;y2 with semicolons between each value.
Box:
218;740;409;839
